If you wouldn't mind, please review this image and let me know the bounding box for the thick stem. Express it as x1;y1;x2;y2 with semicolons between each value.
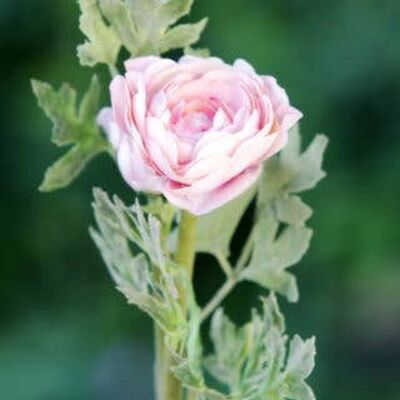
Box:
175;211;198;285
154;325;181;400
155;210;198;400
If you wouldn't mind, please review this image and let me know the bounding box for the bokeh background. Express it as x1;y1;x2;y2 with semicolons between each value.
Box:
1;0;399;399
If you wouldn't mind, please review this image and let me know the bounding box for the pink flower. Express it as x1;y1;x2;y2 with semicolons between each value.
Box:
98;56;302;215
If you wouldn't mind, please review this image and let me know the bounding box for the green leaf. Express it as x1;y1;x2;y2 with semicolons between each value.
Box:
282;336;316;400
286;336;316;381
196;185;256;258
205;308;248;389
77;0;121;67
32;76;109;191
242;202;305;303
205;295;316;400
124;0;206;55
126;0;193;31
283;381;315;400
99;0;139;55
77;0;208;61
31;81;78;146
281;126;329;193
268;226;312;272
274;195;313;226
90;188;188;341
241;125;327;302
184;46;210;58
39;142;104;192
160;18;208;53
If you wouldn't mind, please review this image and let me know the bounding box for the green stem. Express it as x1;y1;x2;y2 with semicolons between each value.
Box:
200;228;255;322
175;211;198;286
235;228;255;273
201;276;237;322
154;325;181;400
216;251;234;278
155;210;198;400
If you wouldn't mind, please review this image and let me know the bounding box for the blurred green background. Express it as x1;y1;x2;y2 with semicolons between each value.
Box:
1;0;399;399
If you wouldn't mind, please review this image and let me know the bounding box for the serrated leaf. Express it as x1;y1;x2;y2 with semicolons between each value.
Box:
123;0;206;55
283;381;315;400
241;202;302;302
241;125;327;302
31;81;78;146
125;0;191;35
40;142;104;192
77;0;121;67
205;295;316;400
283;336;316;400
246;267;299;303
32;76;109;191
196;184;256;258
79;74;101;121
274;196;313;226
269;226;312;271
125;0;169;32
160;18;208;53
286;336;316;380
90;188;187;340
77;0;208;60
99;0;139;55
205;308;247;389
280;127;328;193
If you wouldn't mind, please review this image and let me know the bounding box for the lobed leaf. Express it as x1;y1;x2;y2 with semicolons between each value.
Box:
205;308;248;390
280;126;328;193
242;203;302;302
32;76;109;191
241;125;327;302
125;0;193;32
79;0;208;62
205;295;316;400
274;195;313;226
90;188;188;340
99;0;139;55
31;81;78;146
286;335;316;381
39;142;105;192
77;0;121;67
160;18;208;54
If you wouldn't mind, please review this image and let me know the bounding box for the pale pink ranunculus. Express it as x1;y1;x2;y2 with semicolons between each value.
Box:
98;56;302;215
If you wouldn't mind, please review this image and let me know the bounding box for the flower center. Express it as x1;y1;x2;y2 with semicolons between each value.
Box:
171;99;217;137
175;111;212;136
